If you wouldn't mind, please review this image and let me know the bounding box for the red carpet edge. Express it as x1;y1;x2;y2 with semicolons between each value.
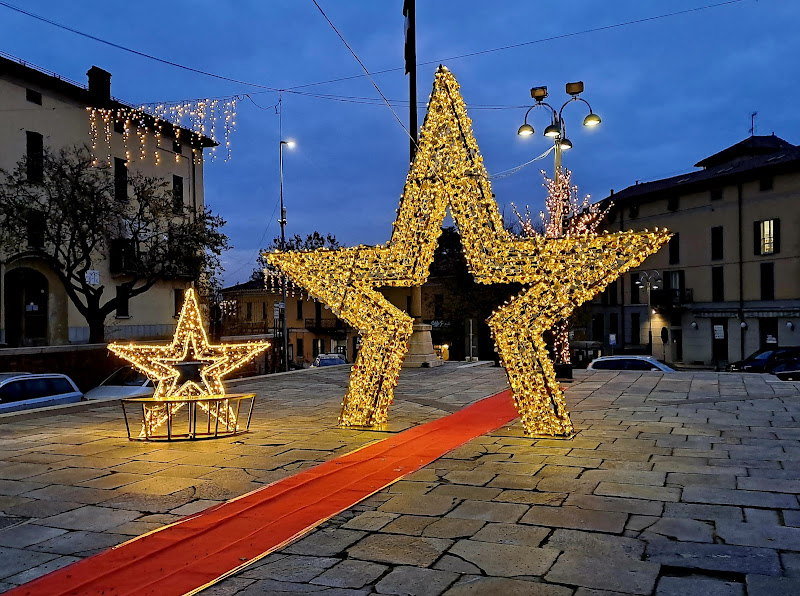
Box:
10;389;518;596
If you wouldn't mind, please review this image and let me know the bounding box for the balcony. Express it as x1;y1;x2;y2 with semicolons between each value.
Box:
651;288;693;309
305;318;351;334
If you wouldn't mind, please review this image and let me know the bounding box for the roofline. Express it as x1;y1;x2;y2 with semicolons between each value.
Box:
599;153;800;208
0;51;217;149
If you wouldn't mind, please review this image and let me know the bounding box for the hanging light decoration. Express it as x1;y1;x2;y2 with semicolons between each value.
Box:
86;97;238;166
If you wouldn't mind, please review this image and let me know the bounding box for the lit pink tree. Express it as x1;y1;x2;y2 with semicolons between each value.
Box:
512;167;610;363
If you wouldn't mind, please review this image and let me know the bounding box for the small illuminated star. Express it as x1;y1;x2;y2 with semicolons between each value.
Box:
109;289;270;399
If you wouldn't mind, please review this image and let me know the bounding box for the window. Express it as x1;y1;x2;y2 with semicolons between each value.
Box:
26;88;42;105
667;196;679;212
173;138;182;155
628;205;639;218
262;301;267;321
711;226;723;261
434;294;444;320
710;188;723;201
297;338;304;359
245;302;253;321
609;313;619;337
116;286;130;317
114;157;128;201
712;266;724;302
759;176;774;192
312;338;324;358
26;131;43;183
49;378;74;395
608;280;618;306
630;273;641;304
172;175;184;212
22;378;49;400
0;381;24;403
631;313;641;344
26;210;45;249
668;233;680;265
113;119;125;134
754;219;780;255
174;288;185;317
591;314;605;342
406;295;412;313
296;300;304;320
760;262;775;301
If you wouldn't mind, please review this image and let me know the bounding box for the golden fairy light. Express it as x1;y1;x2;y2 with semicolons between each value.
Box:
86;97;238;166
109;288;269;436
267;66;669;436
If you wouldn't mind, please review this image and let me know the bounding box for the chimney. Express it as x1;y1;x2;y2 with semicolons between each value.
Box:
86;66;112;103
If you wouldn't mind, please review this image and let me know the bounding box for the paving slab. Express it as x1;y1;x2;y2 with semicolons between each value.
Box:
3;368;800;595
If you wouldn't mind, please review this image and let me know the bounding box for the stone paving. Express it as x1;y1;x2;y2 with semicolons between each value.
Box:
2;364;800;595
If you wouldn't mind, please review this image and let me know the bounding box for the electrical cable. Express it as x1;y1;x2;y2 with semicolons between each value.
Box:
310;0;413;141
0;0;752;96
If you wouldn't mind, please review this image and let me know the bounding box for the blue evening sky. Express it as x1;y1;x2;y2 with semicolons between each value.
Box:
1;1;798;285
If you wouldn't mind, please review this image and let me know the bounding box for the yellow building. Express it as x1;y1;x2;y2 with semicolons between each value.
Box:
592;134;800;366
0;53;214;346
220;279;358;369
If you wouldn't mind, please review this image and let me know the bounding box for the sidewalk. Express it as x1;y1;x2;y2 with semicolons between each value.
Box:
2;365;800;594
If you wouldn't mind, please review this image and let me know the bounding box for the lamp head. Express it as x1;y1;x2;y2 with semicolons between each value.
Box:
583;112;601;127
544;123;561;138
282;140;297;149
530;86;548;102
565;81;584;96
559;137;573;150
517;123;535;137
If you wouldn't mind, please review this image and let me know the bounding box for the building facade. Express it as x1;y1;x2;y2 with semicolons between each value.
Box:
0;52;213;346
220;279;358;369
590;135;800;366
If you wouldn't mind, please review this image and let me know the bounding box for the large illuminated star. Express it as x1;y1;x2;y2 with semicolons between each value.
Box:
267;67;669;435
109;288;270;399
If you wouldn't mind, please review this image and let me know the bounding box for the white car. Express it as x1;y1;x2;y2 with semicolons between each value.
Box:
84;366;154;400
0;373;83;413
587;356;674;372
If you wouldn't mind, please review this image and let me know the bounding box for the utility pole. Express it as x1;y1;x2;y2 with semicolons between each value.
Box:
402;0;441;367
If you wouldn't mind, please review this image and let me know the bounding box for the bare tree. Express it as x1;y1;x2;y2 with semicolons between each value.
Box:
0;145;229;343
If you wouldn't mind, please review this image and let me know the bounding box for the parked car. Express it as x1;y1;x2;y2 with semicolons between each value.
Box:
0;373;82;413
726;346;800;373
772;357;800;382
84;366;155;400
587;356;675;372
311;354;348;368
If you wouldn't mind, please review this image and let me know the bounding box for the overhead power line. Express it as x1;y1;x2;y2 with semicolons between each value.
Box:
0;0;752;96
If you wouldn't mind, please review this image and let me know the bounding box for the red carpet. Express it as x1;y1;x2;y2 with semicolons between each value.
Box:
11;389;518;596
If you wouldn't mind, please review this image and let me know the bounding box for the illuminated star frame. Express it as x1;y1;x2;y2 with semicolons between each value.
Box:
267;67;669;436
109;288;270;434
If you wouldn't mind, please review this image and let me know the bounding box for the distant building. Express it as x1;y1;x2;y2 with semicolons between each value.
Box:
590;134;800;366
219;279;358;369
0;52;214;346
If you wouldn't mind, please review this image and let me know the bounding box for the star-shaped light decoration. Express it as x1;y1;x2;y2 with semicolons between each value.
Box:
267;67;669;436
108;288;270;433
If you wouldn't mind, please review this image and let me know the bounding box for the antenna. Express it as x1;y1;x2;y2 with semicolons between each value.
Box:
749;111;758;136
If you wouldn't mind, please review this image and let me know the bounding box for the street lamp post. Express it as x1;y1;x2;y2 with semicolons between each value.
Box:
517;81;601;188
636;270;661;356
279;139;296;372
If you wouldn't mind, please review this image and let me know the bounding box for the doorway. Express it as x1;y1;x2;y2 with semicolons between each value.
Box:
5;268;48;347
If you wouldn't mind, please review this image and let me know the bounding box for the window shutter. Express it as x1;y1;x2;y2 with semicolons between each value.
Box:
753;220;760;255
774;219;780;254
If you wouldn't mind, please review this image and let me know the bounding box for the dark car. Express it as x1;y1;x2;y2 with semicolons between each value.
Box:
772;357;800;381
311;354;348;368
726;347;800;373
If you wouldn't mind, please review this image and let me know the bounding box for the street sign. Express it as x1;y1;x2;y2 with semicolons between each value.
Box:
713;325;725;339
275;302;285;309
85;269;100;285
609;333;617;346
